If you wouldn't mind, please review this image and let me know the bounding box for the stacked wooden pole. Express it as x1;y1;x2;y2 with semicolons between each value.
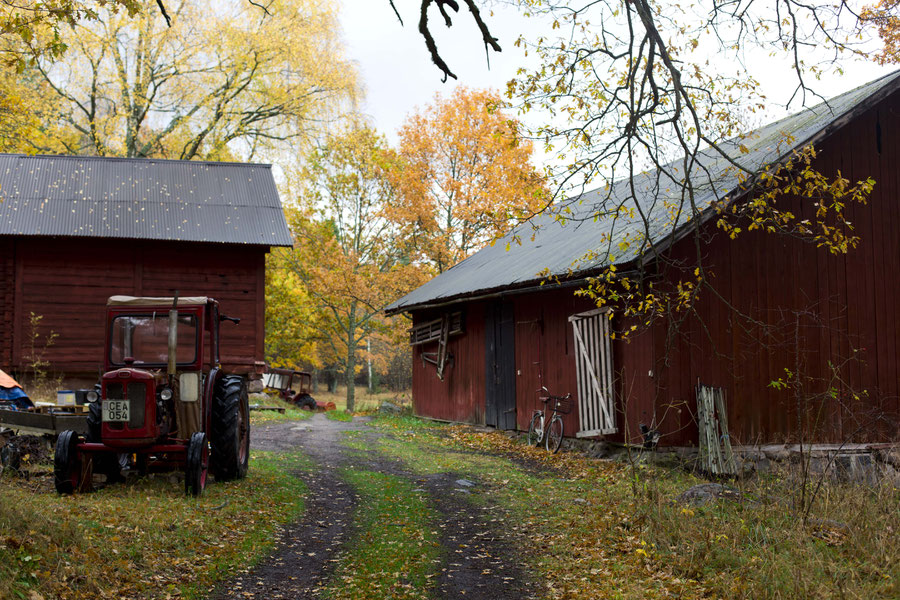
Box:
696;382;738;476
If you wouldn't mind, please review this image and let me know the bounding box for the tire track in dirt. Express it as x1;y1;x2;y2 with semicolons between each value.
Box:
418;472;538;600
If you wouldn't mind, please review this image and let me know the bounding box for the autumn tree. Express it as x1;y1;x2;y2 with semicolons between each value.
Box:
862;0;900;63
389;86;546;273
0;63;68;152
278;125;426;411
12;0;357;160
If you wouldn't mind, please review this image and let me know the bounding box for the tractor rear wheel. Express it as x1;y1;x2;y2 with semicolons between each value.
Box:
54;431;86;494
185;432;209;497
210;375;250;481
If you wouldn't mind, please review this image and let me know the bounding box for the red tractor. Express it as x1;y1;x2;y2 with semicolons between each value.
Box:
54;295;250;496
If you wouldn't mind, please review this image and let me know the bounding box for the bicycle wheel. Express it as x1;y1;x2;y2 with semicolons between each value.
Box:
527;412;542;446
546;415;564;453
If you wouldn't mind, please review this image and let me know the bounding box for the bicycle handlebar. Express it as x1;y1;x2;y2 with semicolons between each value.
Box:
540;393;571;403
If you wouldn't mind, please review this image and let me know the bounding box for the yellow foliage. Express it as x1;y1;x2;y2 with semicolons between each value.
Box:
7;0;358;160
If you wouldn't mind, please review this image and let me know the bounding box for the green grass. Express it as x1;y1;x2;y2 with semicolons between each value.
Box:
360;414;900;599
325;409;353;422
0;450;308;600
368;413;444;433
250;395;314;424
325;468;440;599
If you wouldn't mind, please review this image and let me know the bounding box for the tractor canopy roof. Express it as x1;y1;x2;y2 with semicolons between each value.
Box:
107;295;211;307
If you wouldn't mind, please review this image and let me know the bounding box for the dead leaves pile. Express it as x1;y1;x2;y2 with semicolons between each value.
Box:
445;425;609;480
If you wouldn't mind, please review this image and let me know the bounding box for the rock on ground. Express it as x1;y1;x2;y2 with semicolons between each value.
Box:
675;483;746;506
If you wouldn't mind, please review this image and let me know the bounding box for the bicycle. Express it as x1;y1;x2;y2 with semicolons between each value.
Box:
527;387;572;453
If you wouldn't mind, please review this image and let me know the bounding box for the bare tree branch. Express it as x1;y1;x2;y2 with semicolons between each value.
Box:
155;0;171;26
411;0;502;82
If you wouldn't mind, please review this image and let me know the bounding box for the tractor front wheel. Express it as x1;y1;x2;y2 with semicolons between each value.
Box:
55;431;88;494
210;375;250;481
185;432;209;497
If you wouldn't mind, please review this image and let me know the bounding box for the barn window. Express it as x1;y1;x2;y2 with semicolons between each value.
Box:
568;308;617;436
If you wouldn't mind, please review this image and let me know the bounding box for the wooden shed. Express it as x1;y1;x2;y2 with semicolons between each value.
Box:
386;73;900;447
0;154;292;387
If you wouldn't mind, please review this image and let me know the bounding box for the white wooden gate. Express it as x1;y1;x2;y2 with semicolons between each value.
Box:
568;308;617;437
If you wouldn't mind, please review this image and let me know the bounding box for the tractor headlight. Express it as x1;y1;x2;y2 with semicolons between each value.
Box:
86;390;99;403
159;388;173;401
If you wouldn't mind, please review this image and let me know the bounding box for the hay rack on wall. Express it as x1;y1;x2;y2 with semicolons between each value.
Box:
409;311;464;380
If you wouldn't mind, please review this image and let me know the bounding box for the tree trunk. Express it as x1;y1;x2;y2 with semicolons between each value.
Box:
345;304;357;412
367;337;373;391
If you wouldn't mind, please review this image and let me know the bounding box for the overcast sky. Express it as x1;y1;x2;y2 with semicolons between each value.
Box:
338;3;895;159
337;1;545;139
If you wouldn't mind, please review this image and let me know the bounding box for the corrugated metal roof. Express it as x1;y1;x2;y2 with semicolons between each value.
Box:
387;70;900;314
0;154;293;246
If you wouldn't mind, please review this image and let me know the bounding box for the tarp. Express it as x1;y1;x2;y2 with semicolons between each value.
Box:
0;369;32;409
0;369;21;390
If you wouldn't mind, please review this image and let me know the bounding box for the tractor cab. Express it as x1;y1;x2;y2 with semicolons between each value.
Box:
263;367;315;409
54;295;250;496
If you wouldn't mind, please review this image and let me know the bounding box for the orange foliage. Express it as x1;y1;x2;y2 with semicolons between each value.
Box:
388;87;547;273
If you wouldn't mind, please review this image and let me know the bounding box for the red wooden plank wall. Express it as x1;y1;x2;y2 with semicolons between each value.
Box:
411;302;487;424
5;237;266;383
512;290;593;437
1;239;13;372
646;92;900;445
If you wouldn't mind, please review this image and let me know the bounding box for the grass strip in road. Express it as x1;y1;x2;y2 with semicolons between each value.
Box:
326;468;440;600
0;449;307;600
325;409;353;422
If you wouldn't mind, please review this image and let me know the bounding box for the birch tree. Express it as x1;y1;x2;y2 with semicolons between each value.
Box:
17;0;358;160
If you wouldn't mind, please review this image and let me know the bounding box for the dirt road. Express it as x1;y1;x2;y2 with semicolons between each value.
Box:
209;414;537;600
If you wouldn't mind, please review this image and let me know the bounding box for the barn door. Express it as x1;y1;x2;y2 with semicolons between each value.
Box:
568;308;617;436
485;301;517;430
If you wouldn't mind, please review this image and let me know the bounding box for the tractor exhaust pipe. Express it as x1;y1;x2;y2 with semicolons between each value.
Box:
168;291;179;378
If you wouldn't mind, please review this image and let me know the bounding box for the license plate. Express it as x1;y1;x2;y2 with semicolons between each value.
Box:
103;400;130;422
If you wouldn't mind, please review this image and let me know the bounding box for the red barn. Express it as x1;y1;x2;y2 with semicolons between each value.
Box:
386;73;900;447
0;154;292;388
